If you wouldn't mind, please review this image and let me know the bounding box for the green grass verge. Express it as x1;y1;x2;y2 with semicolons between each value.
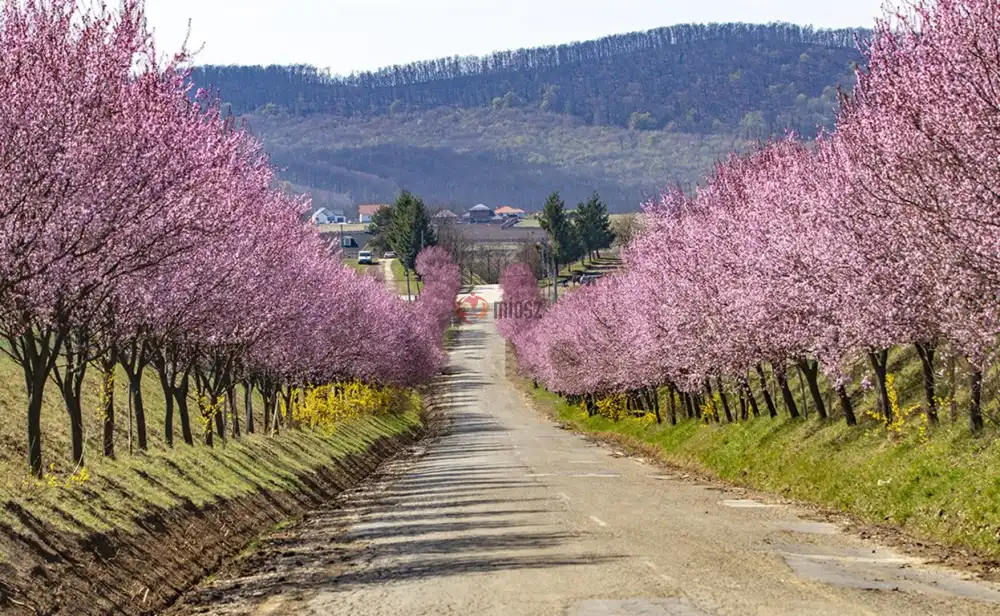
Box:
391;258;424;296
3;411;421;538
346;258;379;274
0;345;422;538
522;376;1000;559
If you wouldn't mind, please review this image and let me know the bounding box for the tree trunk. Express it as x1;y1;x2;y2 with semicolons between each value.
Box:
202;390;214;448
715;376;733;423
127;379;134;455
244;382;255;434
755;365;778;418
11;328;62;477
868;350;892;424
284;386;295;429
667;387;677;425
700;381;718;423
262;386;273;431
158;369;175;448
129;372;148;451
175;371;194;446
228;387;239;439
836;384;857;426
969;367;984;435
65;388;84;468
774;364;801;419
101;352;117;457
948;354;958;422
742;377;760;418
53;333;87;468
914;341;939;425
649;388;662;424
214;401;226;441
27;375;45;478
797;358;828;420
271;392;282;435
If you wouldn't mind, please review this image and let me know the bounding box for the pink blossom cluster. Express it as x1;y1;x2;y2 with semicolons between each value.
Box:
0;0;455;473
499;0;1000;433
415;246;462;339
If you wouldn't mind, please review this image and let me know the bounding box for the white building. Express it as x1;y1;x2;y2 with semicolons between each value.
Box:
310;208;347;225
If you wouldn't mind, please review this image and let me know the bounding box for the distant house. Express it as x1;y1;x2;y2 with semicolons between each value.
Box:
358;204;389;224
320;230;373;260
494;206;526;219
467;204;494;224
433;209;460;226
310;208;347;225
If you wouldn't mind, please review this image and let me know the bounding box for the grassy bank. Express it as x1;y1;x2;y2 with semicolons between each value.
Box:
521;376;1000;559
391;258;424;295
0;347;425;615
0;349;422;538
2;411;421;538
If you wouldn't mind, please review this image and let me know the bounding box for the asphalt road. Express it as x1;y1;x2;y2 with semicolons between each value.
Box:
171;286;1000;616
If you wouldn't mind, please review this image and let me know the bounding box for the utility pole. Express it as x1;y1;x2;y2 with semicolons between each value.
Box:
551;247;558;304
415;228;425;298
539;242;558;304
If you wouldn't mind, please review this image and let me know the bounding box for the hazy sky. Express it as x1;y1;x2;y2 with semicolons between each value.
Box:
144;0;885;75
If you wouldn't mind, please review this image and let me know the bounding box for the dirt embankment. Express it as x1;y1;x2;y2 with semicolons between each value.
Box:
0;422;424;616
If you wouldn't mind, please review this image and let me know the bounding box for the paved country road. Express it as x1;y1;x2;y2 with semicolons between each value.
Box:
169;286;1000;616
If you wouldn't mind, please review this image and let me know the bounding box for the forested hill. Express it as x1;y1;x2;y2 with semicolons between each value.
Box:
194;22;866;136
189;23;868;211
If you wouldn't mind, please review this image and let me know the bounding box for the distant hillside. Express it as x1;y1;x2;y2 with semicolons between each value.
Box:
249;108;736;211
192;22;868;212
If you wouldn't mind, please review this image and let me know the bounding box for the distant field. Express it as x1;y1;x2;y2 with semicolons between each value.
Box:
317;223;369;234
513;213;633;229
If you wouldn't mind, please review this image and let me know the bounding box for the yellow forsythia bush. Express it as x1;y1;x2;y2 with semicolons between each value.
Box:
292;381;419;430
595;393;629;422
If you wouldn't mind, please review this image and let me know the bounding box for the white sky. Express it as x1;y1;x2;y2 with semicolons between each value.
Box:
143;0;886;75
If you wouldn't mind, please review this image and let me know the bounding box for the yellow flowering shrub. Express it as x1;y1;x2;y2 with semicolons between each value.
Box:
292;381;418;430
863;374;928;443
596;393;629;421
197;392;225;434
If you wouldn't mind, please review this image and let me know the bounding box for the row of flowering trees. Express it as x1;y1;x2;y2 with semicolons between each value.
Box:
1;0;458;476
499;0;1000;435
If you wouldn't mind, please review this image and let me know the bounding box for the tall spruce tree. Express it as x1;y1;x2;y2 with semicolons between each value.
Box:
539;192;576;266
574;192;615;261
387;190;436;298
365;205;394;253
539;191;581;301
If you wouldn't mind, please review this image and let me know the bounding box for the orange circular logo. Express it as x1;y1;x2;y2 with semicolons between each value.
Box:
455;293;490;323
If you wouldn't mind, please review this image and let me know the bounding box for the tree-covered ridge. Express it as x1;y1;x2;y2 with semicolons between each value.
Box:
193;22;866;136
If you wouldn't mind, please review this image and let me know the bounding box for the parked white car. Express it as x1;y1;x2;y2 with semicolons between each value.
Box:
357;250;373;264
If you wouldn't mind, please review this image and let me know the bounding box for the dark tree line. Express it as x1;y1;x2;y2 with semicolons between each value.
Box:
194;22;866;136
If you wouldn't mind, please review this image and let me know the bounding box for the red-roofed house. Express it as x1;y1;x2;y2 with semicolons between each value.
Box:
358;204;390;224
495;206;526;219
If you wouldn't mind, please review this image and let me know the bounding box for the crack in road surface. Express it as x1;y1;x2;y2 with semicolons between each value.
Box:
169;285;1000;616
